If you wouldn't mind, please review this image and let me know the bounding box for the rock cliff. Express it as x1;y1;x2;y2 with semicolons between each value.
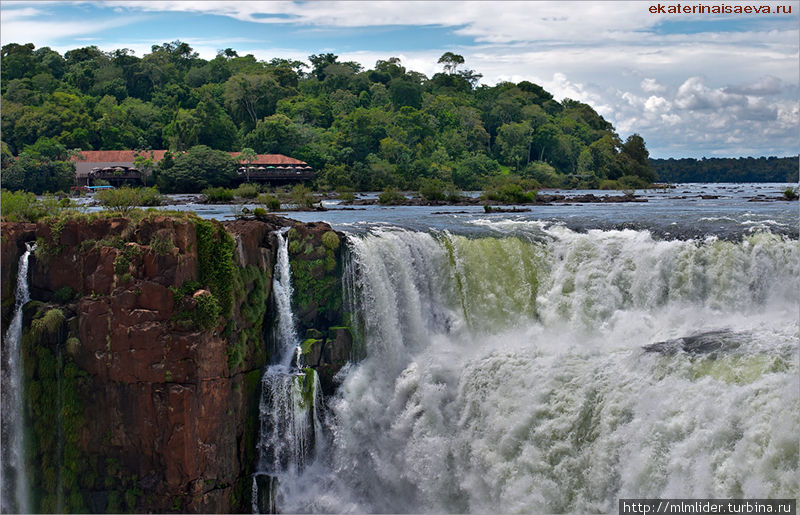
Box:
0;213;353;513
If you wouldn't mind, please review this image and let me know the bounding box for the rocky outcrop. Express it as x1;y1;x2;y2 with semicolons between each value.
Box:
1;212;321;513
286;222;354;395
301;327;353;395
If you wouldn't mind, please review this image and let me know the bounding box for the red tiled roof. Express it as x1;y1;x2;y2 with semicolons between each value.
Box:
229;152;307;166
72;150;170;163
73;150;307;166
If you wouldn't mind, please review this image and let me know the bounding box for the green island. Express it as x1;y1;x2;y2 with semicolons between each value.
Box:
2;41;659;198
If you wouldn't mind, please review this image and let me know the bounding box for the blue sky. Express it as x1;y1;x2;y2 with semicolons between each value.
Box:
2;1;798;158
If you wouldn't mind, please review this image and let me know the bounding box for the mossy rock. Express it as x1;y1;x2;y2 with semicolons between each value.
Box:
305;328;324;339
21;305;90;513
300;338;323;366
287;224;345;332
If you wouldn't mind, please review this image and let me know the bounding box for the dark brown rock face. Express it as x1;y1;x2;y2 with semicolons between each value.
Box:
1;214;297;513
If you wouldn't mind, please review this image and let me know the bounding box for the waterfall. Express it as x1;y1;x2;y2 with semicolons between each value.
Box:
252;229;323;514
271;227;300;368
287;227;798;513
1;242;35;514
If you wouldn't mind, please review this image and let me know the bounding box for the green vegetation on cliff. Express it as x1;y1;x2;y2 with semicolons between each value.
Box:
2;41;655;192
22;304;90;513
195;219;235;317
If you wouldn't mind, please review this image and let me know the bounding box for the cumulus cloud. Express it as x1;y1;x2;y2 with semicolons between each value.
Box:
675;77;741;110
603;74;794;157
724;75;784;96
641;78;666;94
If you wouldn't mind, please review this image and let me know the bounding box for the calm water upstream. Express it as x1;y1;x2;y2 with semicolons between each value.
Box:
131;183;797;240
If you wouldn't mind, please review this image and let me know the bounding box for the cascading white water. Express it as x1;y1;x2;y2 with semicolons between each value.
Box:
283;226;798;513
252;229;323;514
1;242;36;514
272;227;301;368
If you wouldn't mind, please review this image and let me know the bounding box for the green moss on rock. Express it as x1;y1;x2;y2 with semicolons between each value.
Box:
195;219;235;317
22;306;89;513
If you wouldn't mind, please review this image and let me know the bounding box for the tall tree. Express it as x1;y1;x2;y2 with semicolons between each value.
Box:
308;53;338;81
237;147;258;183
437;52;465;74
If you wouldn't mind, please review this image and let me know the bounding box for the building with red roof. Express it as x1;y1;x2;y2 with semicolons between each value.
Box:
72;150;313;186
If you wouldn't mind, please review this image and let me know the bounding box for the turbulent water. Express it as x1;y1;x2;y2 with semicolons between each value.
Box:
274;224;798;514
1;243;35;514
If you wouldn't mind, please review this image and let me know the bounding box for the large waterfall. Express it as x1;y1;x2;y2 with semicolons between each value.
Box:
280;226;799;513
252;229;323;514
1;243;35;514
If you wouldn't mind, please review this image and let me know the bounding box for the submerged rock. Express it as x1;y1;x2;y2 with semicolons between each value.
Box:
644;329;744;356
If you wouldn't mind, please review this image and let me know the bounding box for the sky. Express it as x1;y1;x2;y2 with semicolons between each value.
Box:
1;0;798;159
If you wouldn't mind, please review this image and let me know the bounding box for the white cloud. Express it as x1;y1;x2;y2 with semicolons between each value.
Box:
641;78;666;94
0;3;143;45
644;95;670;113
724;75;784;96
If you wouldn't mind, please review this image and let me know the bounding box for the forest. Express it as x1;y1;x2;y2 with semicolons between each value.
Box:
0;41;657;193
649;156;798;183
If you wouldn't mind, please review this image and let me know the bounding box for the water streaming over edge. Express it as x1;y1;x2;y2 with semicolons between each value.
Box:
252;229;323;513
1;242;36;514
285;226;798;513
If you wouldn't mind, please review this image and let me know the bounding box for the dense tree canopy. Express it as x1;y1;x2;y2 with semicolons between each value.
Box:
650;156;798;183
157;145;236;193
1;41;659;192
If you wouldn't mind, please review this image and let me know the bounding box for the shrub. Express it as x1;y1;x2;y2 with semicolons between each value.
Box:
235;183;260;199
337;186;356;203
599;179;619;190
31;308;65;336
0;190;66;222
321;231;340;251
418;178;447;201
339;191;356;203
150;232;176;256
290;184;315;209
445;184;463;202
378;186;404;205
783;187;798;200
258;193;281;211
136;187;164;207
195;219;235;317
194;292;221;330
96;186;163;214
253;207;268;217
482;182;535;203
617;175;650;190
66;337;80;356
202;187;235;203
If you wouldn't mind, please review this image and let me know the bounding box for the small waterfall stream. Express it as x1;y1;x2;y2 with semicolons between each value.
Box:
252;229;322;514
1;242;36;514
